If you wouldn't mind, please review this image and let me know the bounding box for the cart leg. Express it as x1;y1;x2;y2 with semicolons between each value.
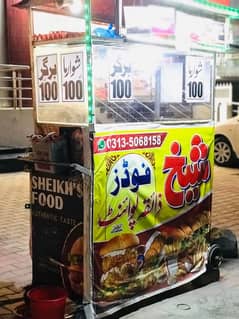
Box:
192;267;220;288
79;303;95;319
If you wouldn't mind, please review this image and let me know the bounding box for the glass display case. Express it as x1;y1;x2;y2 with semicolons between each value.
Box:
93;45;214;123
31;0;239;127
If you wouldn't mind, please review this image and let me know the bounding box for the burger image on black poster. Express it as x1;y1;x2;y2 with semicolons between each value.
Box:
59;224;84;301
67;237;84;296
97;232;168;301
49;235;84;301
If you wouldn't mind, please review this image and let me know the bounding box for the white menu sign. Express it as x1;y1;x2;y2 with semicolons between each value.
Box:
36;54;59;103
109;56;133;101
61;52;85;102
185;56;211;103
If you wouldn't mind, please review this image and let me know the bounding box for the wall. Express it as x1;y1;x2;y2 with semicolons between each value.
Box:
0;1;6;63
0;1;34;147
0;1;9;107
5;0;30;65
0;108;34;147
5;0;32;107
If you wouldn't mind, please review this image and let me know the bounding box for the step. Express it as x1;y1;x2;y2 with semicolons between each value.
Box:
0;146;30;155
0;146;30;172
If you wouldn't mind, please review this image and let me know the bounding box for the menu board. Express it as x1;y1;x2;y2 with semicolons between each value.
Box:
34;45;88;125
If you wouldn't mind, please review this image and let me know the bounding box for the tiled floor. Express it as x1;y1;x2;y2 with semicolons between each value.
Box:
211;165;239;237
0;172;31;318
0;165;238;318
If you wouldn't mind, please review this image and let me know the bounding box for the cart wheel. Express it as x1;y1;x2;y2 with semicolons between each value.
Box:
207;244;223;270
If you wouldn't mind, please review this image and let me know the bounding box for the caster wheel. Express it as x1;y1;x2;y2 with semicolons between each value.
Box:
207;244;223;270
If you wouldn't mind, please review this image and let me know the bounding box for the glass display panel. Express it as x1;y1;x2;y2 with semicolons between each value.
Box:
94;44;214;124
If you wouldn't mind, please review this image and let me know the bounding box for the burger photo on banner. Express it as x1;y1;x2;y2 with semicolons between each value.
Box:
94;207;210;302
97;231;168;301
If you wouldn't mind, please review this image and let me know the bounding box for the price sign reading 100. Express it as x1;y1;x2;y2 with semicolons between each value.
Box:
185;56;207;103
61;52;85;102
109;58;133;101
37;54;59;103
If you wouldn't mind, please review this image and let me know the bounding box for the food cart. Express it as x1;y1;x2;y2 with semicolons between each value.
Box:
21;0;239;318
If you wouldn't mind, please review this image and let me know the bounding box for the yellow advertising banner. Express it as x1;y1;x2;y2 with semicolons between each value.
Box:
93;126;214;242
92;125;214;309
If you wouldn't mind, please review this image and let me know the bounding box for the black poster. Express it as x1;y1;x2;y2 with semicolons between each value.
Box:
31;171;84;301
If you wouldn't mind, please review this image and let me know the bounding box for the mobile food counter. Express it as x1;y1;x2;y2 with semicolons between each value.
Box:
22;0;239;318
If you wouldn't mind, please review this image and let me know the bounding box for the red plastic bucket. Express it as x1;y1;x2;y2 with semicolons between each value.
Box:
28;286;67;319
